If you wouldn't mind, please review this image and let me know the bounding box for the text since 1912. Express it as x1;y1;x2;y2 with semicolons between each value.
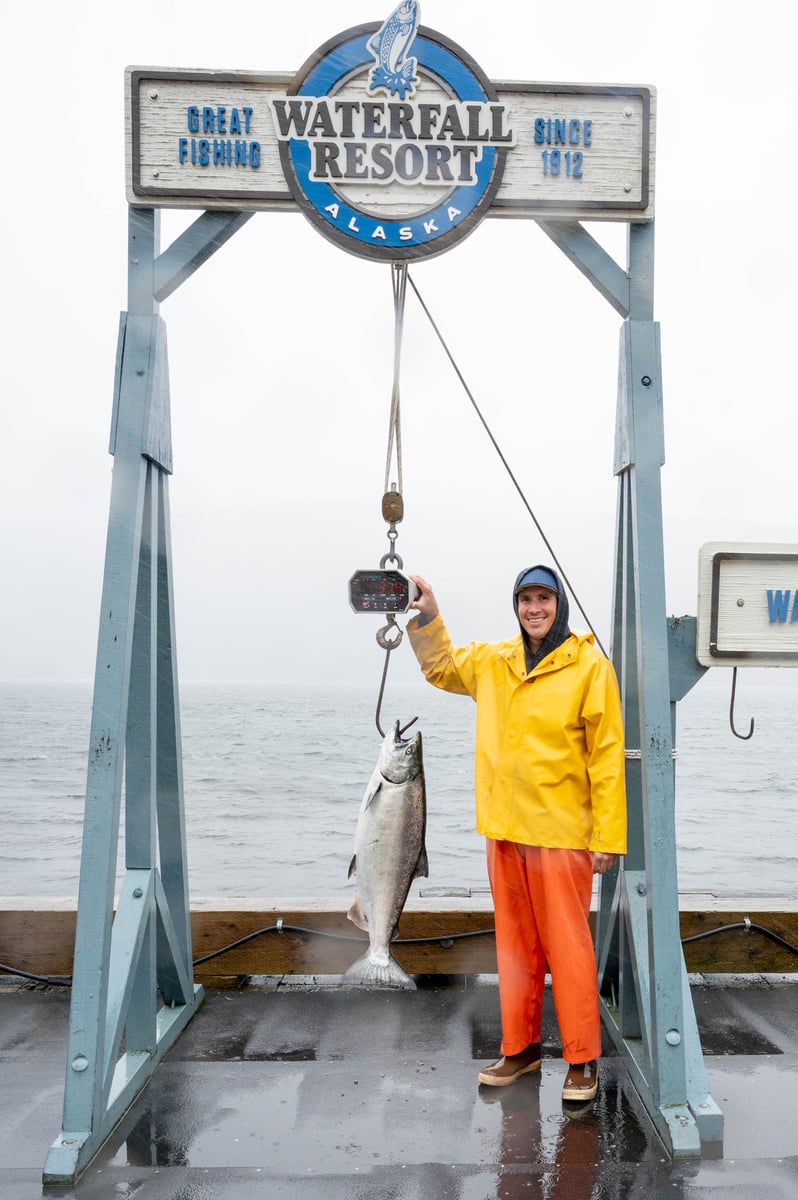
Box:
533;116;592;179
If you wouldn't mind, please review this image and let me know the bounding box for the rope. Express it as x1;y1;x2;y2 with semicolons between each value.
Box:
372;263;414;736
405;271;605;655
384;262;408;496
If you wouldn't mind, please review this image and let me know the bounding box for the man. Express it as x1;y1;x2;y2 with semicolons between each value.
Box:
407;565;626;1101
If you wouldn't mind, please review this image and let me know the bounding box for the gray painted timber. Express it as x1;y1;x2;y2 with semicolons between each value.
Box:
537;219;631;317
597;221;722;1152
43;209;208;1185
153;211;254;302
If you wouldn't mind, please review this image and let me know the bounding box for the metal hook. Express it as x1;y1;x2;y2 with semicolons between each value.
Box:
374;618;417;739
729;667;755;740
376;615;403;651
375;646;391;737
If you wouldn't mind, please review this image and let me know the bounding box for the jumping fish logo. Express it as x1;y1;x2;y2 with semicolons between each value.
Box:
367;1;420;100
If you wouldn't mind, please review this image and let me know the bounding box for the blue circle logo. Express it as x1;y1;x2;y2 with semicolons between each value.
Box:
272;3;514;262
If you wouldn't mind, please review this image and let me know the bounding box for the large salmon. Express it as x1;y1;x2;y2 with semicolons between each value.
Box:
343;720;428;989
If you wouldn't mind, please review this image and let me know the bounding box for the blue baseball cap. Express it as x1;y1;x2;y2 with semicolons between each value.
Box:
514;566;559;595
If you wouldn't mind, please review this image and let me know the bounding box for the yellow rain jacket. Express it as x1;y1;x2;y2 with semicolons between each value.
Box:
407;615;626;854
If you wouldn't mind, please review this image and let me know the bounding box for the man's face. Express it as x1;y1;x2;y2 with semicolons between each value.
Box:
516;586;557;649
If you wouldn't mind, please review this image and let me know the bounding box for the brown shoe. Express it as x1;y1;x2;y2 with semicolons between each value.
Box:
561;1060;598;1101
478;1043;541;1087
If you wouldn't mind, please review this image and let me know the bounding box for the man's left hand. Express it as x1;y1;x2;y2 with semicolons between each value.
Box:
590;852;618;875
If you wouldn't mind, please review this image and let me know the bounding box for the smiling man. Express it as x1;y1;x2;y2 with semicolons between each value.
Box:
408;565;626;1104
515;572;558;650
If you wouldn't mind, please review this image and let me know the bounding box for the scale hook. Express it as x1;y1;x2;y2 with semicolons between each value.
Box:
374;618;416;738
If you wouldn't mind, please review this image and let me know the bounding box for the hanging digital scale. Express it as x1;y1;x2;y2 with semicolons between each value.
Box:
348;566;419;614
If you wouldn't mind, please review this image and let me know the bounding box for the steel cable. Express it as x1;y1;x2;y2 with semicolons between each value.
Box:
406;270;605;654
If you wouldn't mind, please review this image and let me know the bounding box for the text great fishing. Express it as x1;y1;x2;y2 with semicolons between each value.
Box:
271;97;515;186
178;105;260;168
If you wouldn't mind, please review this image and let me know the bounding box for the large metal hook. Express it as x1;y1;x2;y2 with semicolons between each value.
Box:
374;619;417;739
729;667;755;740
374;617;417;738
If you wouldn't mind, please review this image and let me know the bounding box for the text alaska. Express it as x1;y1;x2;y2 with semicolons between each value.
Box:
270;97;516;186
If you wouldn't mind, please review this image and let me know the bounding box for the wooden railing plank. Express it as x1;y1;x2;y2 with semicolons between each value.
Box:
2;899;796;985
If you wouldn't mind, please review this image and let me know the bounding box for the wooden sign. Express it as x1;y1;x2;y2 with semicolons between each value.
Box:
126;69;654;222
125;9;654;260
697;543;798;666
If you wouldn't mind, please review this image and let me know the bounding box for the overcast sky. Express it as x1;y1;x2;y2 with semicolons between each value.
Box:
2;0;796;691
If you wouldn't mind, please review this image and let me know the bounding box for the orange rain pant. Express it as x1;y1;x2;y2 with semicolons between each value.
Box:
486;840;601;1064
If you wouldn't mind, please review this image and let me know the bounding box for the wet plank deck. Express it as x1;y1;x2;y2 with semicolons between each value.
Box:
1;972;796;1199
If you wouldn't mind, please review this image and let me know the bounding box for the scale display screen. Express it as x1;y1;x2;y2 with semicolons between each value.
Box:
348;569;418;614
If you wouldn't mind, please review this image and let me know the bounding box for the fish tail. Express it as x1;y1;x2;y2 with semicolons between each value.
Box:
341;950;416;991
368;64;395;92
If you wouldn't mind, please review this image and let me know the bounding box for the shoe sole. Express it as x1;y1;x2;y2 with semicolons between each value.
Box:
478;1059;541;1087
561;1082;598;1101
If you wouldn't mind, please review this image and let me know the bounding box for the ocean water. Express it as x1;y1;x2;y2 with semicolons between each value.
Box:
1;677;797;901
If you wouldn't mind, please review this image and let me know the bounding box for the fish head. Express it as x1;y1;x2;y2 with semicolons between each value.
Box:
397;1;417;26
378;719;423;784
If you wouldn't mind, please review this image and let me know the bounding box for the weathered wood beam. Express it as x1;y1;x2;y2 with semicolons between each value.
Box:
2;900;797;987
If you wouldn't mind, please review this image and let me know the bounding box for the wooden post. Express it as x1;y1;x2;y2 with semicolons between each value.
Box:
44;209;206;1185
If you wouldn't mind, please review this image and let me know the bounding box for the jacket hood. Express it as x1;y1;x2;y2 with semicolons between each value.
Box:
513;563;571;671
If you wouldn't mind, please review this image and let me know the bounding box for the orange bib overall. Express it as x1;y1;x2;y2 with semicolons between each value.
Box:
487;839;602;1064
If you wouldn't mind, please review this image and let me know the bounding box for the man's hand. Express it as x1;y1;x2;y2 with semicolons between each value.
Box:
408;575;439;624
590;852;618;875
